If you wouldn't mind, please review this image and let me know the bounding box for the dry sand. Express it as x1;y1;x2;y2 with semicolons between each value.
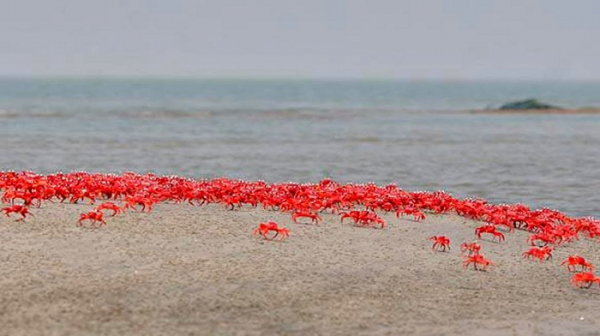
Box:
1;202;599;336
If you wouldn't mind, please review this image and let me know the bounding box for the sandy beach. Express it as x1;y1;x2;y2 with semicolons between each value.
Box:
0;202;598;336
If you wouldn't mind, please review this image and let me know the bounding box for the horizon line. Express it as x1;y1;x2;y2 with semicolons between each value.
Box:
1;74;600;83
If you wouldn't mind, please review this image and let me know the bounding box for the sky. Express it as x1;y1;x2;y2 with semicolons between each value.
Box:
1;0;599;80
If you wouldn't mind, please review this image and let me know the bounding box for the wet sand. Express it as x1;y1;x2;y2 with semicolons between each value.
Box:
1;202;599;336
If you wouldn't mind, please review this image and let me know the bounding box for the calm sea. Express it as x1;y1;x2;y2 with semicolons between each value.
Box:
1;78;599;217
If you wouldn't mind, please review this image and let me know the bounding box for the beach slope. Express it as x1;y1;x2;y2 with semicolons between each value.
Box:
1;203;599;336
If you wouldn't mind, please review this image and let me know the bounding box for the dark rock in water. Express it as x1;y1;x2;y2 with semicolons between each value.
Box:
498;99;561;110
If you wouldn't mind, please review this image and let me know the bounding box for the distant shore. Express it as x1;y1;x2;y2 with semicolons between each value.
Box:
469;107;600;114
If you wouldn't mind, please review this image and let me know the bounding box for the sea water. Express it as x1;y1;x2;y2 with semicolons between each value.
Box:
1;78;599;217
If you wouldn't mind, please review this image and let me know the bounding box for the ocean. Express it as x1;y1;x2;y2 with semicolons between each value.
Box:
1;78;599;217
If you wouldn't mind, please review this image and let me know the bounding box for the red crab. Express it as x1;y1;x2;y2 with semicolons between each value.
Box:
222;195;242;210
395;206;426;221
94;202;122;217
340;210;367;223
463;254;493;271
124;195;155;212
2;205;32;221
561;255;594;272
527;232;556;247
571;272;600;289
1;189;40;207
460;241;481;256
291;210;321;224
78;211;106;227
252;221;290;241
522;246;553;262
474;225;505;242
429;236;451;252
340;210;386;228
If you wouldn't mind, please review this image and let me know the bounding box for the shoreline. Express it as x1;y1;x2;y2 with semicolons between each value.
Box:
1;202;599;335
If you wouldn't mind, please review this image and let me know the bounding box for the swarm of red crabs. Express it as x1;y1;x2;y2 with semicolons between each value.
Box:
1;171;599;288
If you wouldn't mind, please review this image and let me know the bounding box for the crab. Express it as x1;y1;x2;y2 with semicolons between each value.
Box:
78;211;107;227
124;195;155;212
561;255;594;272
252;221;290;241
2;205;32;221
94;202;122;217
463;254;493;271
429;236;451;252
395;206;426;221
527;232;556;247
460;241;481;256
291;210;321;224
522;246;553;262
570;272;600;289
474;225;505;242
340;210;369;223
221;195;242;210
340;210;386;228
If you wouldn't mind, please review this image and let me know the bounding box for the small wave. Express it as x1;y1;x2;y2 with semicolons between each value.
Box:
346;136;383;143
0;109;18;118
244;108;366;120
118;110;214;119
0;108;217;120
31;111;71;118
251;109;328;119
0;110;71;119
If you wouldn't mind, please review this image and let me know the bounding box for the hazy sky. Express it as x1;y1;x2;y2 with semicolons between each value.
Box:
1;0;599;80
